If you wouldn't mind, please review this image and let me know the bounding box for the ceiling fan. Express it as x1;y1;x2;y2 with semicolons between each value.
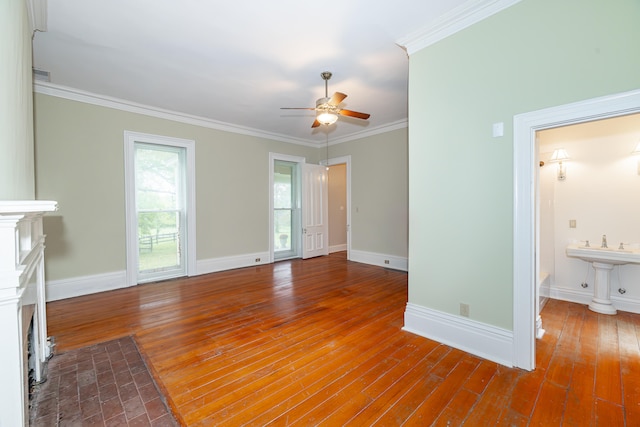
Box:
281;71;370;128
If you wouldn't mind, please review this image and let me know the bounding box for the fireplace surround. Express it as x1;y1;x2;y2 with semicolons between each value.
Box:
0;200;57;426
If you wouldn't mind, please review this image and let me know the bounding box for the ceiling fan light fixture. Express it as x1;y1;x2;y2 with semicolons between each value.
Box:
316;111;338;125
280;71;370;128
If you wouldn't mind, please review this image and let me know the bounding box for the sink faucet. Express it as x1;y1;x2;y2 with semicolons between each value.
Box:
601;234;608;248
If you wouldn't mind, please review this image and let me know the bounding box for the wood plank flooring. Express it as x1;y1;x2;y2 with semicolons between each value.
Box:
46;253;640;426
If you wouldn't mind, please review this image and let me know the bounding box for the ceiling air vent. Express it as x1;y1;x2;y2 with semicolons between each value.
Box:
32;68;50;82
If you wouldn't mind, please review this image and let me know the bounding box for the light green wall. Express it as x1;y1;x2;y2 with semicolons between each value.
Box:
329;128;408;257
34;94;315;280
408;0;640;329
34;94;408;281
0;0;35;200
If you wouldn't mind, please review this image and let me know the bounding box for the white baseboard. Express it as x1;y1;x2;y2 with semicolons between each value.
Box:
609;295;640;314
46;251;271;301
329;244;347;253
350;249;408;272
403;303;514;367
540;285;640;314
196;251;271;276
46;271;128;302
540;284;590;304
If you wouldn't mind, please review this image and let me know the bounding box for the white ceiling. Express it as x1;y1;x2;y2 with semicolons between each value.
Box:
32;0;471;145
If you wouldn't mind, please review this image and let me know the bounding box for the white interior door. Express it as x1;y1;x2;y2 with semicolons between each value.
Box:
302;163;329;259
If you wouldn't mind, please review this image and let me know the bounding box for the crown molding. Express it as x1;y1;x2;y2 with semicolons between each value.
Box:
33;82;316;146
397;0;522;55
328;119;408;146
33;82;404;147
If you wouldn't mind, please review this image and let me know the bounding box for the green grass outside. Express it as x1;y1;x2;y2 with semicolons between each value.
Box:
139;239;180;271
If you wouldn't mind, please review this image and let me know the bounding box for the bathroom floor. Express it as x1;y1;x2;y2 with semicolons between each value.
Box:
533;298;640;425
29;336;177;426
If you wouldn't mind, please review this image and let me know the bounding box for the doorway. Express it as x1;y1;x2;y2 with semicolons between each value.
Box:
124;131;196;285
536;114;640;315
513;89;640;370
273;159;301;260
323;155;352;260
269;153;304;262
269;153;339;262
327;163;347;253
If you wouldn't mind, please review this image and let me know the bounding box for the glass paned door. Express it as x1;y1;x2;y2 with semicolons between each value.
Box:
135;143;186;282
274;160;300;260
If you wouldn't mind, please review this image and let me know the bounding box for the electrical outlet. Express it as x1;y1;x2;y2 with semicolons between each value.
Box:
460;303;470;317
569;219;576;228
384;260;390;265
255;258;261;262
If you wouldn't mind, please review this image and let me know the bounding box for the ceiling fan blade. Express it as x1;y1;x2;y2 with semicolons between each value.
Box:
339;109;370;120
280;107;316;110
311;119;321;128
328;92;347;106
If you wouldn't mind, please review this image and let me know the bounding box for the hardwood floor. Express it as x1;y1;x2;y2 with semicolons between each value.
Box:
47;253;640;426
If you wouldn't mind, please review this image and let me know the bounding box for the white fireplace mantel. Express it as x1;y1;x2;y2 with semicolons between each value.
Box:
0;200;57;426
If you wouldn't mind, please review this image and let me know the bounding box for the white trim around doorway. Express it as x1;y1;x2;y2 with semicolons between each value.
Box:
512;89;640;370
269;153;306;263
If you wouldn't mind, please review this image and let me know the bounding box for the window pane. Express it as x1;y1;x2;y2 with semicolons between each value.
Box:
274;162;294;209
273;159;298;259
134;142;185;279
274;209;291;252
136;147;180;211
138;211;181;272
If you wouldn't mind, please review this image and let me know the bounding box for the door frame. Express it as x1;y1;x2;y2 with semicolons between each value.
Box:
512;89;640;370
269;152;305;263
321;155;352;260
124;131;197;286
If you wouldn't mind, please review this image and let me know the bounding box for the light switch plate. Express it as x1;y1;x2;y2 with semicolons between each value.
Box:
492;122;504;137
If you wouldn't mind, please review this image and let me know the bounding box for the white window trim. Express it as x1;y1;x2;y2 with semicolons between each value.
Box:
124;131;197;286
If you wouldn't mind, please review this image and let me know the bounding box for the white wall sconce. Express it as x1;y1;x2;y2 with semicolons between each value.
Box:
550;148;570;180
632;141;640;175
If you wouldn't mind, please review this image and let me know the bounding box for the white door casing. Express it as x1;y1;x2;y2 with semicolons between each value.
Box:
302;163;329;259
269;153;305;262
512;89;640;370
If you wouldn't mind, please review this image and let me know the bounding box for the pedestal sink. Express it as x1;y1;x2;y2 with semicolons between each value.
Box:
566;244;640;314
